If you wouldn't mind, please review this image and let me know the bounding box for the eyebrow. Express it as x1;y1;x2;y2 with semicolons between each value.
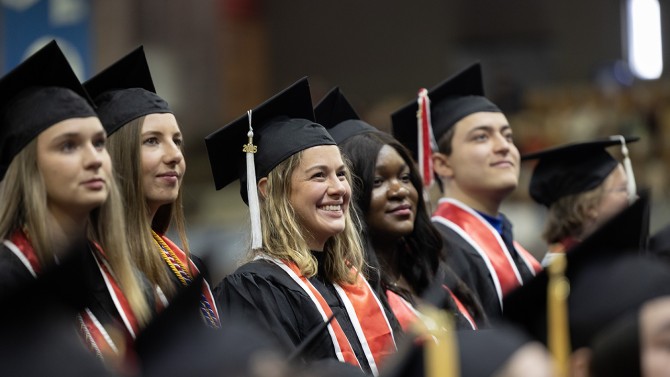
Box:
304;163;346;173
375;161;409;172
141;130;183;138
51;130;106;140
466;124;512;135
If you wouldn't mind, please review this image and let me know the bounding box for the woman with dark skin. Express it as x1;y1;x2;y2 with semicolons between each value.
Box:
341;131;486;330
315;88;486;330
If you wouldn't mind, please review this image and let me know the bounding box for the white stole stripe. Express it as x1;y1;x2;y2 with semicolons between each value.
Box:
258;256;346;363
432;216;504;309
332;283;379;376
516;245;539;277
4;240;37;278
90;251;136;339
202;279;220;319
81;308;119;354
156;285;169;308
442;198;524;284
361;278;397;349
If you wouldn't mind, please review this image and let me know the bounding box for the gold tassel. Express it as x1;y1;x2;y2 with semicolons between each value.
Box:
547;253;571;377
412;305;459;377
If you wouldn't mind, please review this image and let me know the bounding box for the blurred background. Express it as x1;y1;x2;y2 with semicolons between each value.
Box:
2;0;669;283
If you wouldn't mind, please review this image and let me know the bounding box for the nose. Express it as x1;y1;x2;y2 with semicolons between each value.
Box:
84;143;103;170
493;133;512;154
328;175;347;197
164;141;184;166
388;179;409;199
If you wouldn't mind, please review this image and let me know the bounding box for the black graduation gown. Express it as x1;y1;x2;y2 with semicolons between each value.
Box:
649;223;670;264
433;214;535;319
435;262;488;329
215;255;401;374
0;242;155;340
0;242;35;293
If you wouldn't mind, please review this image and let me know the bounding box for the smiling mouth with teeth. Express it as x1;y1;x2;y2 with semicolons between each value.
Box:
320;205;342;211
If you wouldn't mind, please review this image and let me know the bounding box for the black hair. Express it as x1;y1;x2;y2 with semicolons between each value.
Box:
340;132;442;301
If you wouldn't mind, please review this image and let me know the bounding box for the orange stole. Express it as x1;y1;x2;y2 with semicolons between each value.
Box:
277;259;396;376
158;235;219;322
443;285;477;330
386;290;418;332
387;288;477;331
433;199;540;297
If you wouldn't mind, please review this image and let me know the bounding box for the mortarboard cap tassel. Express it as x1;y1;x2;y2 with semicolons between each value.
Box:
244;110;262;250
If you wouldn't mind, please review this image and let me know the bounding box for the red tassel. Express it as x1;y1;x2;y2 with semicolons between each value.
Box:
417;89;435;188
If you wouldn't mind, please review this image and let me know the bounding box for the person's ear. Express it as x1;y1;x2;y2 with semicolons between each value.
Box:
432;152;453;179
257;177;268;199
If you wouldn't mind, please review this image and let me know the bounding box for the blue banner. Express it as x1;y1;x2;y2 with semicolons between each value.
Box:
2;0;91;78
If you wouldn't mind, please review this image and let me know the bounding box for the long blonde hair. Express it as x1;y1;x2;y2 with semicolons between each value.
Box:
106;116;190;298
0;138;151;325
252;150;364;285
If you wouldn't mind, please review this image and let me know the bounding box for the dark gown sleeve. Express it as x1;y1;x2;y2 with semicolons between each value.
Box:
190;253;212;287
215;260;338;362
433;222;503;319
500;214;536;282
436;263;489;329
0;244;36;294
82;247;128;327
649;224;670;264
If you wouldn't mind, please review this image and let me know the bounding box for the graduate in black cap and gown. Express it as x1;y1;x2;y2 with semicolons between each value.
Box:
0;41;151;373
83;46;219;327
503;191;670;377
522;136;639;266
315;87;486;331
391;63;541;319
206;78;398;376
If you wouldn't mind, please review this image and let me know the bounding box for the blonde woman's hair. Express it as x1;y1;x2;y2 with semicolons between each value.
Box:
251;150;365;285
543;184;606;244
0;138;151;325
106;116;190;299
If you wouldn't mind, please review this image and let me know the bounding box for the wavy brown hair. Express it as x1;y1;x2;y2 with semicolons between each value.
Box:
543;184;606;244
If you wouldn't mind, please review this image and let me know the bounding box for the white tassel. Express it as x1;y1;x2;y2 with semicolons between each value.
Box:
611;135;637;204
244;110;263;250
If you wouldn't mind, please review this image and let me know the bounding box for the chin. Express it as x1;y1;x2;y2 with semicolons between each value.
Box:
323;224;346;238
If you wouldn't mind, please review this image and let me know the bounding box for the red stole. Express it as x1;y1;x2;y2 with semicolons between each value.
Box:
386;290;418;332
432;199;541;302
443;285;477;330
6;230;139;366
386;288;477;331
157;235;220;324
267;257;396;376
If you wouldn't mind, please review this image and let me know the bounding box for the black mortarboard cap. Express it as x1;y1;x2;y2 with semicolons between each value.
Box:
83;46;171;136
205;77;335;202
523;136;640;207
502;190;655;350
314;87;380;144
0;40;96;181
381;324;536;377
391;62;500;161
457;327;536;377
